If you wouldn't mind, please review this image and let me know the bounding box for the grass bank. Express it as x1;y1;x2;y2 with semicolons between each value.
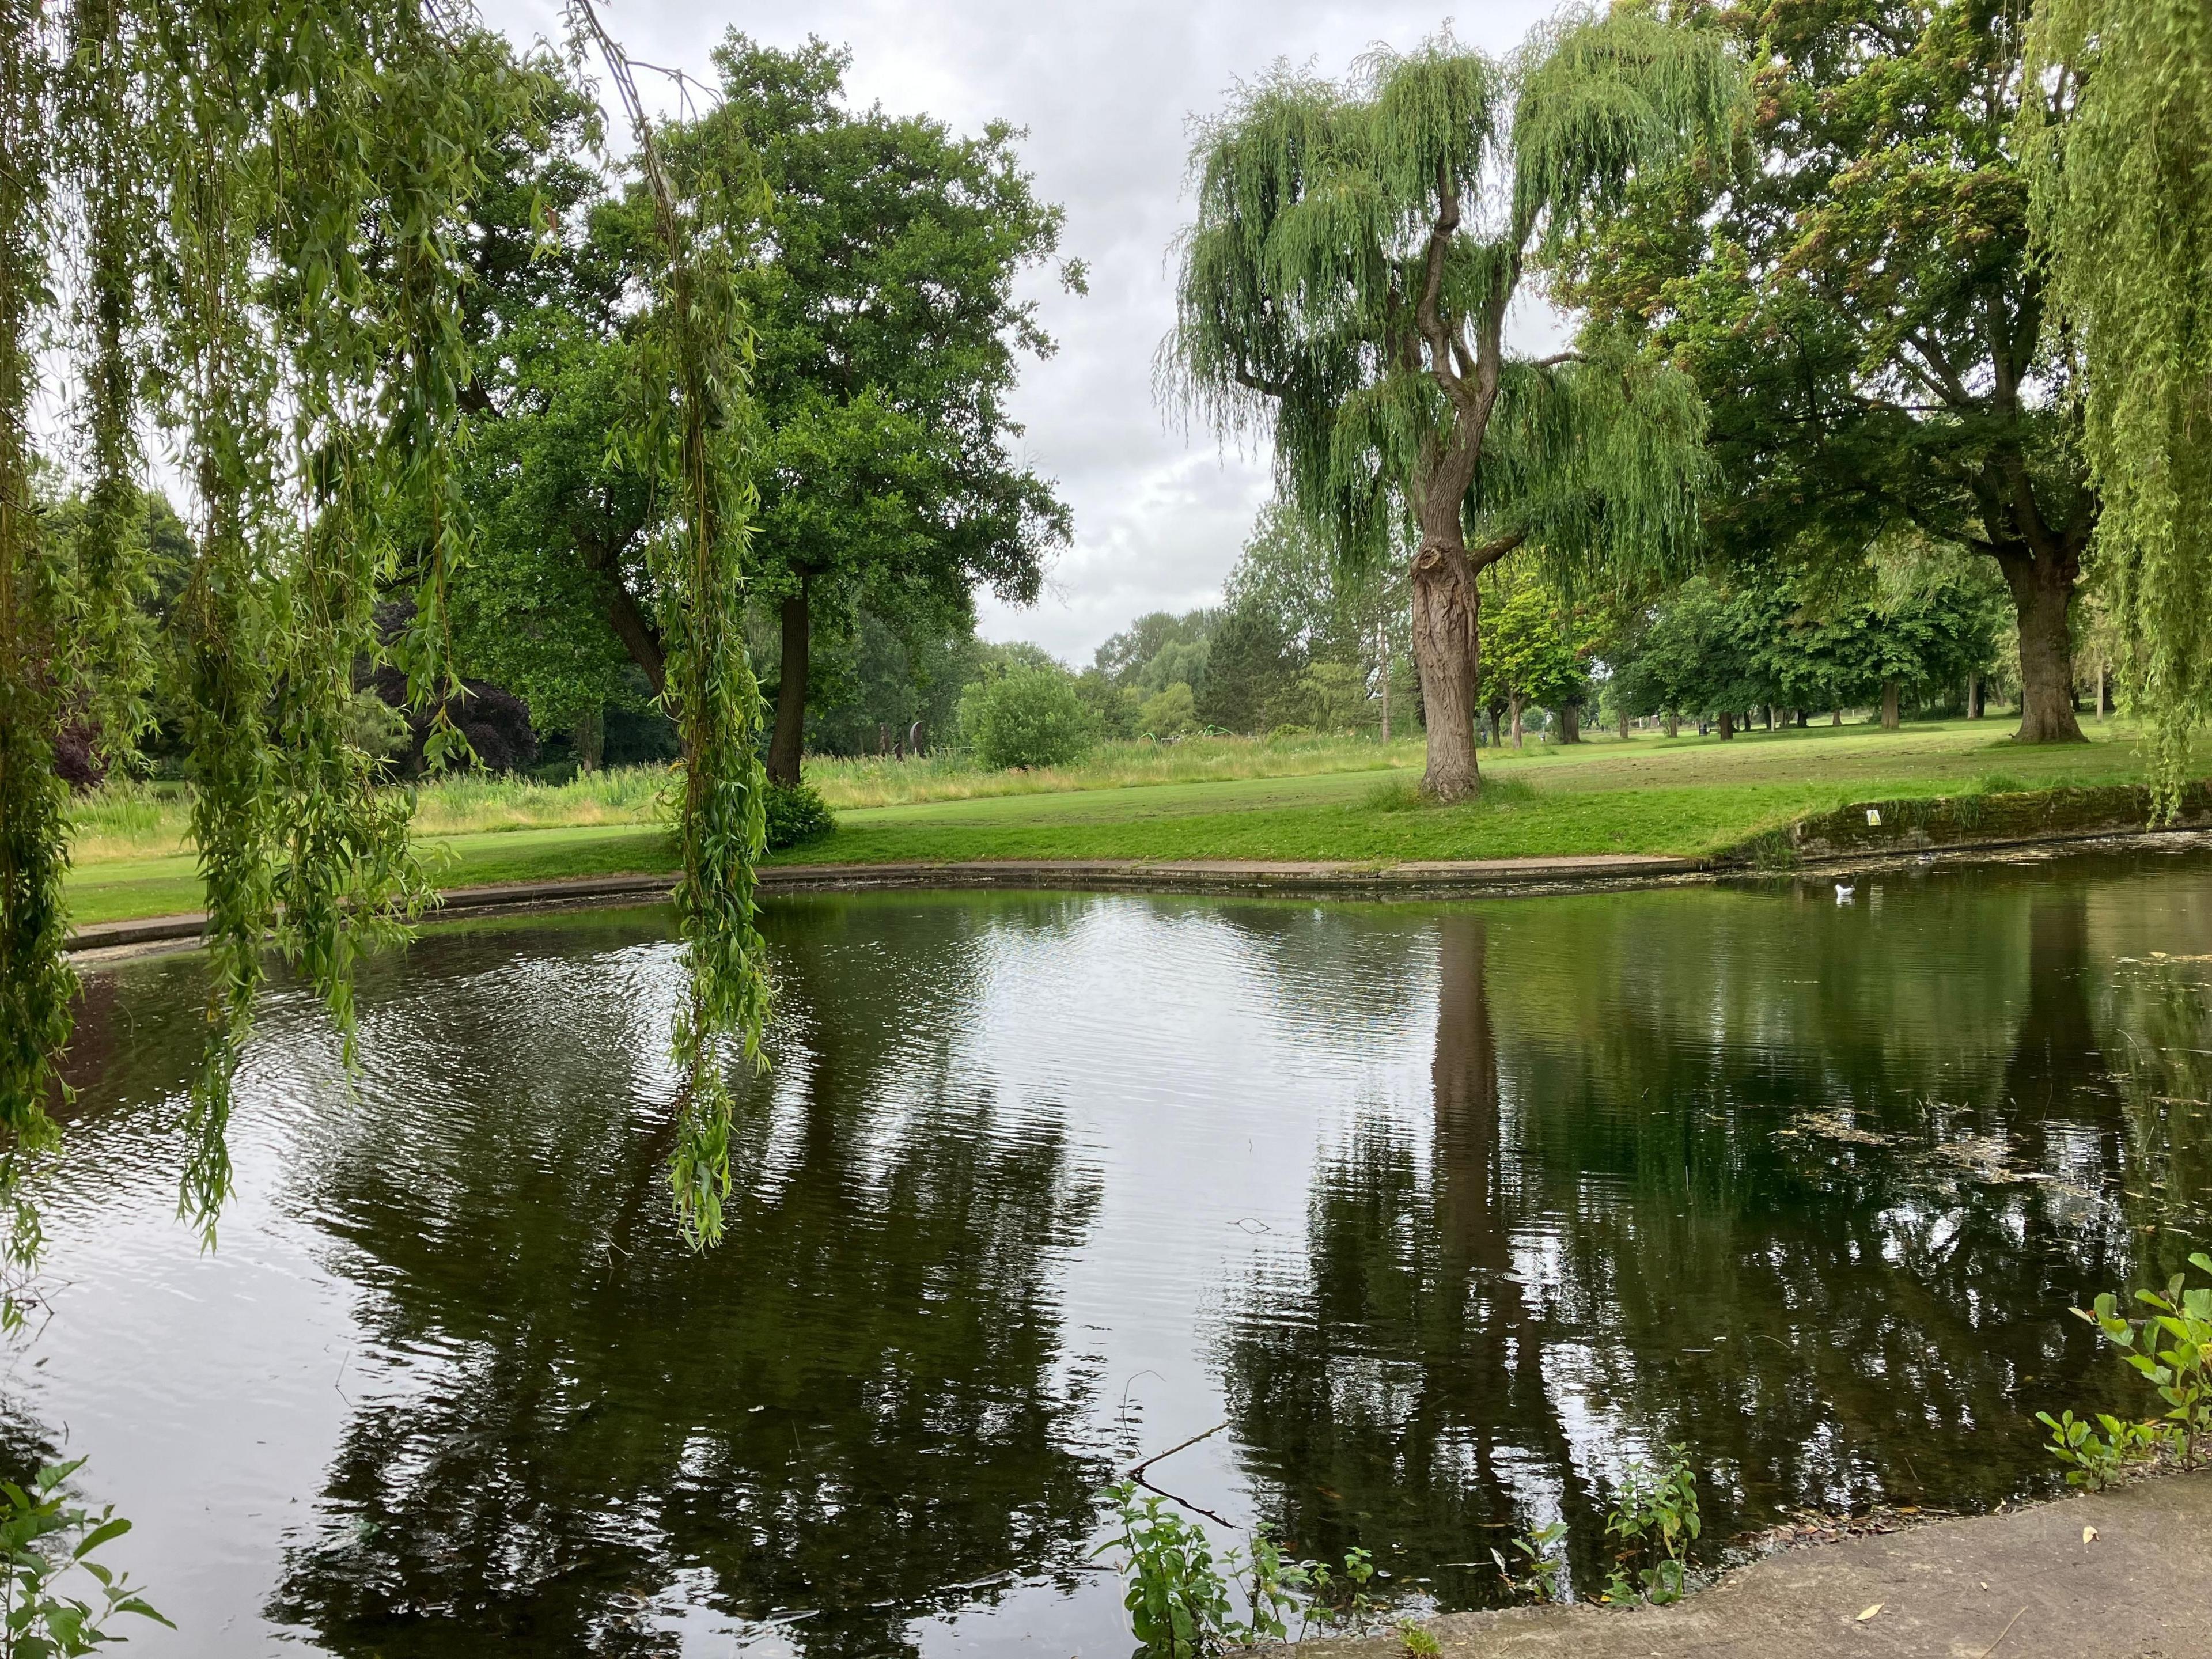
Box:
66;732;1421;863
63;717;2199;924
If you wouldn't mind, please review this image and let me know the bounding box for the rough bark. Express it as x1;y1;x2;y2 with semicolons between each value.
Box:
603;580;665;698
1998;548;2086;744
1560;704;1581;743
767;584;810;786
1409;539;1483;798
1881;678;1900;730
1718;710;1734;740
1398;171;1518;801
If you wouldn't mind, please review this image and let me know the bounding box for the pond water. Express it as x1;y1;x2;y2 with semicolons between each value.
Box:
20;846;2212;1656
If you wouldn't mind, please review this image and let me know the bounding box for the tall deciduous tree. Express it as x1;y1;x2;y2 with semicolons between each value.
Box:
454;37;1075;787
1167;12;1730;799
2021;0;2212;804
677;36;1075;787
1566;1;2096;745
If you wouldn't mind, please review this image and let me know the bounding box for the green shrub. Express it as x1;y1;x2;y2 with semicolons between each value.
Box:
1138;682;1199;740
959;666;1096;770
764;782;836;850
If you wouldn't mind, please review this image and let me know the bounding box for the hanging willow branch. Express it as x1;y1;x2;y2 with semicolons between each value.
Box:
2022;0;2212;816
58;0;157;766
0;0;69;1323
572;0;770;1250
0;0;759;1277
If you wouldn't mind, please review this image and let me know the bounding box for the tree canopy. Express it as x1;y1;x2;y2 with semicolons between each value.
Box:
1611;563;2004;728
1168;10;1732;798
452;35;1075;787
1563;0;2095;745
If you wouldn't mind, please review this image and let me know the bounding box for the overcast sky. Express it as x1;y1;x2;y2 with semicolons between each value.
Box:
482;0;1567;665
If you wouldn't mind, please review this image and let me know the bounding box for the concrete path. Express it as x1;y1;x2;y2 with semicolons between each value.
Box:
1291;1473;2212;1659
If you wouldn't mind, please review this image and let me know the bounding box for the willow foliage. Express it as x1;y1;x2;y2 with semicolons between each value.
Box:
0;0;68;1315
0;0;770;1277
572;0;771;1249
2022;0;2212;810
1166;6;1732;586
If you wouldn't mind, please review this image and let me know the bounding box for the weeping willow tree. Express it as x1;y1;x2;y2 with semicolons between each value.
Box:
1166;9;1734;798
0;0;770;1298
2022;0;2212;813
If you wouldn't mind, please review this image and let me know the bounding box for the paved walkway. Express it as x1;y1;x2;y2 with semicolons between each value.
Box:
1290;1472;2212;1658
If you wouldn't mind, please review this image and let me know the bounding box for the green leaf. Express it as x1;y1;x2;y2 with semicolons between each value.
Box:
70;1518;130;1560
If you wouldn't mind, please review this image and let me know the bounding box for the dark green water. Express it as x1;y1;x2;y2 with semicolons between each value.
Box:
25;846;2212;1655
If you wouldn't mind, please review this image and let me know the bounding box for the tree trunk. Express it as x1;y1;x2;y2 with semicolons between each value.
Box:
1377;620;1392;744
1664;710;1678;738
1409;540;1482;798
1560;703;1580;744
1763;704;1774;731
1832;709;1843;726
572;707;604;772
1717;710;1734;740
1881;678;1900;730
2000;551;2086;743
1509;693;1524;749
1617;704;1629;742
2096;661;2110;718
767;585;809;786
603;580;665;698
1968;673;1983;719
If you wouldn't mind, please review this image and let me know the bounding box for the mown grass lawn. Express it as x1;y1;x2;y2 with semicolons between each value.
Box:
63;716;2187;925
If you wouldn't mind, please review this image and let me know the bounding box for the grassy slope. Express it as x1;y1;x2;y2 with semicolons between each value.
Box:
63;718;2181;925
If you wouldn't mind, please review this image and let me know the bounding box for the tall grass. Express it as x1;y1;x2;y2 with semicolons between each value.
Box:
64;733;1421;864
806;732;1420;809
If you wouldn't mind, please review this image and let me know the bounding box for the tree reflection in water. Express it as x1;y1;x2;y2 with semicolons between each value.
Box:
1218;882;2205;1611
25;855;2212;1649
266;903;1109;1658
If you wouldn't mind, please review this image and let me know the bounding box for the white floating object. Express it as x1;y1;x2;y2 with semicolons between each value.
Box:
1836;882;1855;903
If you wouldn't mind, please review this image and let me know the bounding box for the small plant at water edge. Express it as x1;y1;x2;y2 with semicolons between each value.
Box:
2067;1252;2212;1469
1097;1482;1391;1653
1493;1517;1568;1603
2035;1409;2165;1489
1396;1615;1442;1654
1602;1448;1700;1605
1304;1544;1377;1630
1101;1483;1238;1656
0;1460;168;1656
